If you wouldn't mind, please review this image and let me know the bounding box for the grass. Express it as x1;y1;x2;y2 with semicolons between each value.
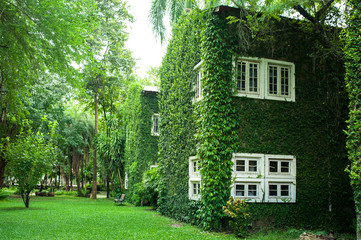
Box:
0;196;352;240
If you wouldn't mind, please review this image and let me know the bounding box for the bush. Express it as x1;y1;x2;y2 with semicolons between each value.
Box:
132;167;159;207
0;189;10;200
223;197;251;237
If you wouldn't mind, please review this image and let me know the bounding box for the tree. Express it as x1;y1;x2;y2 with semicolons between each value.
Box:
344;0;361;238
2;120;57;208
0;0;97;188
80;0;134;199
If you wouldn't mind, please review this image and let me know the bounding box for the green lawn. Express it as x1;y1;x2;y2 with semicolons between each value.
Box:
0;196;344;240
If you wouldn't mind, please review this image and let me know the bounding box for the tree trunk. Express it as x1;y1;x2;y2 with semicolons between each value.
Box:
21;190;31;208
106;177;110;198
0;157;6;189
91;76;99;200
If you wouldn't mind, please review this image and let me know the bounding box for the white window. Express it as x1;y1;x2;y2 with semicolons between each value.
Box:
233;153;264;178
189;181;201;200
267;64;293;100
151;113;160;136
234;57;295;102
232;153;296;203
235;60;260;95
234;182;260;198
188;153;296;203
194;61;203;102
189;156;200;177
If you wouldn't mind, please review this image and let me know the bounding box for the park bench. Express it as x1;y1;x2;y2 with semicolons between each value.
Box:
114;193;125;206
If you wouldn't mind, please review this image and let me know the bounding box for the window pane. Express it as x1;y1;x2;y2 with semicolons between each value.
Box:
193;184;197;195
193;161;198;172
269;184;278;196
236;184;245;197
269;66;278;95
281;67;289;96
249;63;258;92
269;161;278;172
281;185;289;196
237;62;246;91
249;160;257;172
197;184;201;194
248;184;257;196
236;160;245;171
281;161;290;173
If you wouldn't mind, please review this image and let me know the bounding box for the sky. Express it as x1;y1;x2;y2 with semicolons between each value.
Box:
125;0;169;78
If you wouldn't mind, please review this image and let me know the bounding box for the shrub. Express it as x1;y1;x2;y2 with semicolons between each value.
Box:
223;197;251;237
131;167;159;207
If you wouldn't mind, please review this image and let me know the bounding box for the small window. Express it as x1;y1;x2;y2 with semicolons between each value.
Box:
193;161;198;173
193;182;201;195
151;114;160;136
268;159;290;174
268;183;290;198
235;158;258;173
235;183;259;198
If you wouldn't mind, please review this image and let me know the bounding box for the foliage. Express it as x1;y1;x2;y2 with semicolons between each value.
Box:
132;167;160;207
157;9;204;222
158;5;352;233
343;0;361;236
223;197;251;237
2;120;58;207
196;12;238;230
123;83;159;200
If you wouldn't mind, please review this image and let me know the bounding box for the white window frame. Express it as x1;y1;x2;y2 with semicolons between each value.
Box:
231;181;263;202
188;153;296;203
234;57;265;99
151;113;160;136
189;156;200;177
193;61;203;102
189;180;201;200
233;153;264;178
233;57;295;102
265;59;295;102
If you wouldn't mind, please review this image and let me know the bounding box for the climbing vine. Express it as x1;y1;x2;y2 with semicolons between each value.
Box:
123;83;159;199
344;0;361;235
195;12;238;230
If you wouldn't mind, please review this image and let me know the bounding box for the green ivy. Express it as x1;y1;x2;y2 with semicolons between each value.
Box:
344;0;361;235
157;10;204;223
158;8;353;232
196;12;238;230
123;83;159;199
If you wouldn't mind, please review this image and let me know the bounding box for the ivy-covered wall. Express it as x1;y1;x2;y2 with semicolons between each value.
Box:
123;84;159;198
158;7;353;231
157;10;204;223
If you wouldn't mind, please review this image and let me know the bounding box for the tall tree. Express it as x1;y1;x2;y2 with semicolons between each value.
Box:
0;0;97;188
80;0;134;199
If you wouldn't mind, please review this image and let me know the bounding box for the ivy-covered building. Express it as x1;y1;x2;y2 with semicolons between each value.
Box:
123;85;159;196
157;6;354;231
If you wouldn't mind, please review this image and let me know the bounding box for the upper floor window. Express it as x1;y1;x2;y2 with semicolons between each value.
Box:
234;57;295;102
151;113;160;136
235;60;260;95
194;61;203;102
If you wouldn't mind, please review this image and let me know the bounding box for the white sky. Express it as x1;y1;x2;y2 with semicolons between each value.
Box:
126;0;169;78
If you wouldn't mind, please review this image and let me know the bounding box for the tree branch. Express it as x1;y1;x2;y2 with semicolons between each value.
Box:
293;5;315;23
315;0;335;21
4;0;36;24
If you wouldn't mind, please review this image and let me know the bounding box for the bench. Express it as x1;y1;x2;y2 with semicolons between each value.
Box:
114;193;125;206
